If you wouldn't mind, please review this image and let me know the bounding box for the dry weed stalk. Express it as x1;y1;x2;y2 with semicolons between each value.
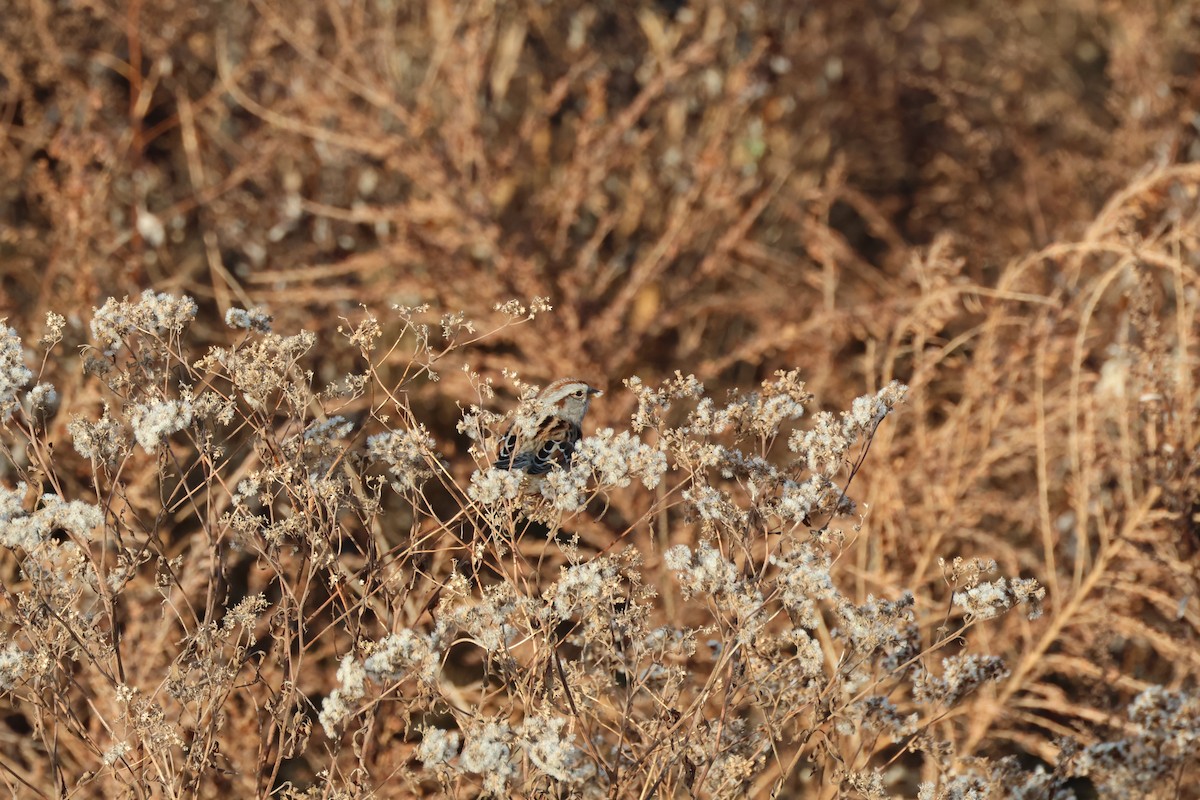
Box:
4;1;1200;798
22;292;1194;799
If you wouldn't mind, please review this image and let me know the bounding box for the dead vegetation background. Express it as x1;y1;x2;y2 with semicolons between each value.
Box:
2;0;1200;797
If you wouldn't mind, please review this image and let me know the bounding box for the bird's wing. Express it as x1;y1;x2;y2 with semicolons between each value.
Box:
493;429;520;469
493;417;582;475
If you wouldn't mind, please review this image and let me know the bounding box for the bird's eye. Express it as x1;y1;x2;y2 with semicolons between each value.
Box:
573;389;585;397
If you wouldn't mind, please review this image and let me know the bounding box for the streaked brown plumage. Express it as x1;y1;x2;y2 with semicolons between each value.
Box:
493;378;602;475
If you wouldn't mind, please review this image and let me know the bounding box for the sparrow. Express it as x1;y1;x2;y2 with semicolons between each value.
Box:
493;378;602;475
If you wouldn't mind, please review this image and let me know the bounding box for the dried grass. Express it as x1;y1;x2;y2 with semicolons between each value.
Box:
2;0;1200;797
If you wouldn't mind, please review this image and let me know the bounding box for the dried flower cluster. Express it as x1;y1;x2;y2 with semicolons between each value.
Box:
5;0;1200;794
10;293;1156;799
18;279;1200;800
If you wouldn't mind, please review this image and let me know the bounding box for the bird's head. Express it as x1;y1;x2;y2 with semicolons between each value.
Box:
539;378;602;425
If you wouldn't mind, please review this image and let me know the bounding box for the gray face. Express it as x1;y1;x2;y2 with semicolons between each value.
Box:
546;382;599;425
557;389;593;423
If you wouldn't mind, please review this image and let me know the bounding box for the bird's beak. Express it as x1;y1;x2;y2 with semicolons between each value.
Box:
589;387;603;397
